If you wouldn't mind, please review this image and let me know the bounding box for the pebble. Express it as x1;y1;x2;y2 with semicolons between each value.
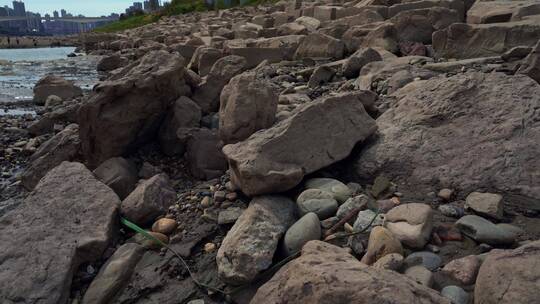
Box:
371;176;391;198
442;255;481;285
297;189;338;220
438;204;463;218
320;216;339;229
200;196;213;208
441;286;469;304
225;192;238;201
403;251;442;271
282;212;321;256
151;218;177;235
213;191;226;202
304;178;352;204
336;195;372;219
360;226;403;265
217;207;244;225
465;192;504;220
404;265;433;287
357;210;384;232
438;188;454;201
455;215;515;246
204;242;216;253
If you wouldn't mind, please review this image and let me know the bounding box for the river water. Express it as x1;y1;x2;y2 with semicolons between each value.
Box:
0;47;100;115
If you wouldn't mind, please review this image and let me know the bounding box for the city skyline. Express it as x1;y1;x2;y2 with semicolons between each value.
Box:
0;0;136;17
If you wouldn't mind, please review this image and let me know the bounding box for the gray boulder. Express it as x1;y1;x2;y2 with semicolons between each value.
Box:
251;241;450;303
33;75;82;105
353;72;540;200
120;173;176;225
0;162;119;304
217;195;295;285
342;47;382;79
82;243;145;304
185;128;228;180
192;55;247;113
294;33;345;59
93;157;139;200
518;39;540;84
219;71;278;144
223;92;377;196
79;50;188;167
21;123;81;190
433;20;540;59
158;96;202;156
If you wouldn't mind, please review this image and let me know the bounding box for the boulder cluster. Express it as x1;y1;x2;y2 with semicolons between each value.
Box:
1;0;540;303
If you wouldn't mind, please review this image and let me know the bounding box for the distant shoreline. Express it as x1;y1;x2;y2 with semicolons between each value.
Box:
0;36;79;49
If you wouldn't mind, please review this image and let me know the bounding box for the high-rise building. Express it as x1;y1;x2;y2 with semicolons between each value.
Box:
60;9;66;18
133;2;143;11
53;10;59;18
143;1;150;11
12;1;26;17
149;0;159;11
0;7;8;16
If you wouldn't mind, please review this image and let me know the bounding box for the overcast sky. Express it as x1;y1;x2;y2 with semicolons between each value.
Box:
0;0;138;16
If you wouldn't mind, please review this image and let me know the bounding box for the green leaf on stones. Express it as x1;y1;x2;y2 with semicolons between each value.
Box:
120;217;165;247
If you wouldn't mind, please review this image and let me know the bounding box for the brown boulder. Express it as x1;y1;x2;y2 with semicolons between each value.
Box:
474;241;540;304
251;241;450;304
219;71;278;144
120;173;176;225
185;128;228;180
354;72;540;200
433;20;540;59
223;92;377;196
192;55;247;113
0;162;119;304
78;50;188;167
217;195;295;285
294;32;345;59
389;7;461;44
158;96;201;156
33;75;82;105
518;39;540;84
21;123;81;190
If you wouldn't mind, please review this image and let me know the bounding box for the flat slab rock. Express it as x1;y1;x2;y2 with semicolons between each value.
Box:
223;92;377;196
251;240;450;303
216;195;295;285
0;162;120;304
354;72;540;200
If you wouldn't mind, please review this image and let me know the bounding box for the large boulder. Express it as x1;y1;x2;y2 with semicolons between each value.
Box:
33;75;82;105
158;96;202;156
294;33;345;59
0;162;120;304
120;173;176;225
82;243;145;304
223;92;377;196
191;55;247;113
474;241;540;304
21;123;81;190
97;53;129;72
251;241;450;303
78;50;188;168
219;71;279;144
342;22;399;53
188;46;224;76
467;0;540;24
217;195;295;285
518;39;540;84
353;72;540;200
389;7;461;44
433;20;540;59
185;128;228;180
93;157;139;200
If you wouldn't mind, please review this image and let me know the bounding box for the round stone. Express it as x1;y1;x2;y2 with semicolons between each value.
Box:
297;189;338;220
151;218;177;235
404;251;442;271
283;212;321;256
441;286;469;304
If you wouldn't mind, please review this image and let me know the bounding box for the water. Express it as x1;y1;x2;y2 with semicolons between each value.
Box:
0;47;100;114
0;47;77;62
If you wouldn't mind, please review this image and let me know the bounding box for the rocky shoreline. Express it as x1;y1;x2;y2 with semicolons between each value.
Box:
1;0;540;303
